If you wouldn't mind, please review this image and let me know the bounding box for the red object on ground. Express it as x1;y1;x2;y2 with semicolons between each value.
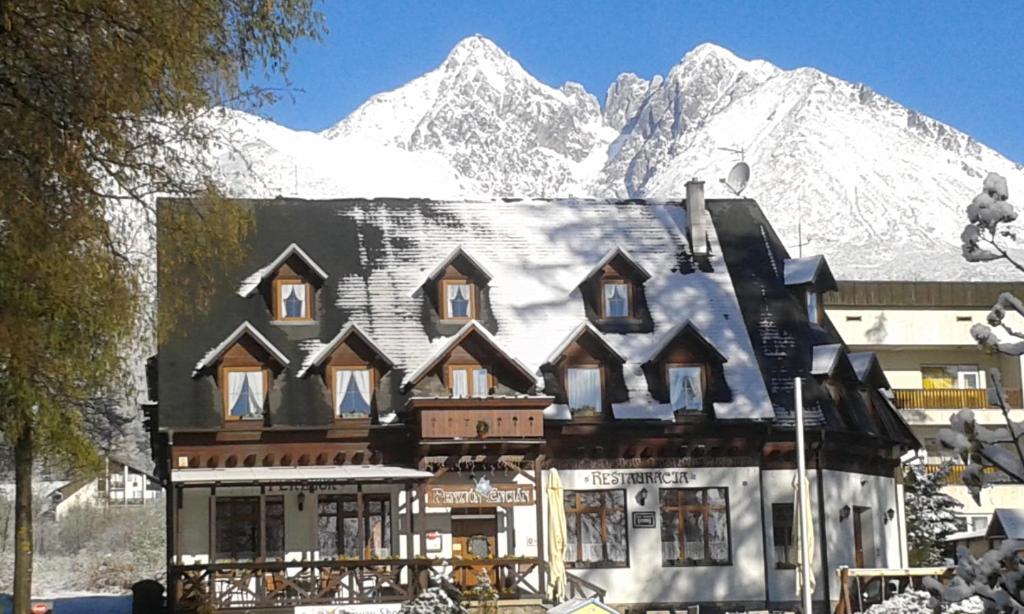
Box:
31;604;50;614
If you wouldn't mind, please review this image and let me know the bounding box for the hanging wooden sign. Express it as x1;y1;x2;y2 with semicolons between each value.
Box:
425;483;535;508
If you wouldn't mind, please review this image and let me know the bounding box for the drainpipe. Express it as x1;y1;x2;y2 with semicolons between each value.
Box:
815;431;832;609
758;445;772;609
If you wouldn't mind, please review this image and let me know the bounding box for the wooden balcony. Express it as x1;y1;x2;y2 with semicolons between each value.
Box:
923;463;1011;485
170;557;544;612
893;388;1023;410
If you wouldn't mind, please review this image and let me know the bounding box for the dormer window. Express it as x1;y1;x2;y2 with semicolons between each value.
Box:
603;282;630;318
806;291;820;325
668;366;703;411
448;365;490;398
333;368;372;417
225;368;266;420
567;367;602;415
783;255;837;327
276;280;311;321
443;281;474;320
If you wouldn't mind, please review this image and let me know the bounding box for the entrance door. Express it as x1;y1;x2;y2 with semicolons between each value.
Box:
451;509;497;589
853;506;874;568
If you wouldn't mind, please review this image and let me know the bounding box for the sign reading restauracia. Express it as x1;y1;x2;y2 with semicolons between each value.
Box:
425;484;535;508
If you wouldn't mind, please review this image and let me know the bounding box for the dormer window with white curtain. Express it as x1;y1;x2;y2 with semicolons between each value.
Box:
602;282;630;318
567;367;602;415
225;369;266;420
668;366;703;411
448;365;489;398
441;281;474;320
281;283;307;319
332;368;372;418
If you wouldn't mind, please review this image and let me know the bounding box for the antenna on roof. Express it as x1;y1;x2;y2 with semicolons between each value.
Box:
717;147;750;196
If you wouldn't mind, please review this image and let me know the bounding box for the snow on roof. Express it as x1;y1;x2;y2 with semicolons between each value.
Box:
945;528;987;542
544;321;625;365
171;465;432;484
331;200;772;421
847;351;877;382
988;508;1024;539
810;344;844;376
575;245;651;288
784;255;826;286
296;322;394;377
420;246;494;286
644;320;726;364
402;320;537;389
547;598;621;614
612;399;675;421
237;243;328;297
192;321;290;376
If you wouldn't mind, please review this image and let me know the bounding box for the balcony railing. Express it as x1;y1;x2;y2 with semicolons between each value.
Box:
893;388;1023;410
171;557;543;611
923;463;1013;486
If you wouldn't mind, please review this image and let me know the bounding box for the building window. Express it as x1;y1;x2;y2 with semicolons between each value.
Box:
448;365;489;398
806;291;819;324
563;490;627;568
772;503;796;569
602;281;630;318
317;494;392;559
215;496;285;561
668;366;703;411
922;365;981;389
332;368;372;418
441;280;474;320
274;279;312;321
567;367;601;416
223;368;265;420
660;487;731;566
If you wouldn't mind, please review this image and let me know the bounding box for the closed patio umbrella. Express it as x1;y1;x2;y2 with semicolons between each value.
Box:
793;474;816;597
547;468;567;602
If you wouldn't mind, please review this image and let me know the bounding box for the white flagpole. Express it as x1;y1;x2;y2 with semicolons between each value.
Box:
795;376;813;614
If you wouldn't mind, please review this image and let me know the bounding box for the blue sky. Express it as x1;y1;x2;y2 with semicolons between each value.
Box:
254;1;1024;162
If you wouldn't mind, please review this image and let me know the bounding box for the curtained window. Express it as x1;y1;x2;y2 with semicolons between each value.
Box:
279;282;307;319
563;490;627;568
215;496;285;561
318;494;392;559
603;282;630;318
660;487;731;566
334;368;372;417
567;367;601;415
772;503;796;569
806;291;819;324
226;370;265;420
444;282;472;319
449;366;488;398
668;366;703;411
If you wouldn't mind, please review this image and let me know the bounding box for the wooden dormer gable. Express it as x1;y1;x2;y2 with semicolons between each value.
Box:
239;243;328;323
298;323;393;421
541;322;627;415
191;322;289;423
419;247;493;328
641;321;730;414
577;246;654;333
403;321;536;399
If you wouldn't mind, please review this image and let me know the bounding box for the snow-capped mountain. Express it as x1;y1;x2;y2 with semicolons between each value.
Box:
210;35;1024;281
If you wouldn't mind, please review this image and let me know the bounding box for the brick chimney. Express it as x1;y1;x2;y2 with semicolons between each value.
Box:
685;178;707;256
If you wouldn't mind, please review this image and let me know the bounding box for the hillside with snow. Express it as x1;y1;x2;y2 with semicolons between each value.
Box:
210;35;1024;281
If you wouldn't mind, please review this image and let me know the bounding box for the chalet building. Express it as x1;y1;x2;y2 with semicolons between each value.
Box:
47;456;162;520
826;281;1024;533
147;183;917;614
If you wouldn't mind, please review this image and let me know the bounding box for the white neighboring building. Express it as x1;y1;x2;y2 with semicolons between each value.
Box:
827;281;1024;532
48;456;163;520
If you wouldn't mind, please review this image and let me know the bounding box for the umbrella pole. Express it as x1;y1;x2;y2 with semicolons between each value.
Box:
795;377;813;614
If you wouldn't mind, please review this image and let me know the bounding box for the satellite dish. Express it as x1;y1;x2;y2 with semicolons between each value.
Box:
721;161;750;196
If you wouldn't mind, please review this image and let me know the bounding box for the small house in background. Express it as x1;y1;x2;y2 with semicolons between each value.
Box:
946;508;1024;560
547;597;622;614
48;456;163;520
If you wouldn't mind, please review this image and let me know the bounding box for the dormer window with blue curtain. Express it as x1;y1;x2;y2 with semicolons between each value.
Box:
224;369;266;420
274;279;311;321
602;281;630;318
442;280;474;320
332;368;372;418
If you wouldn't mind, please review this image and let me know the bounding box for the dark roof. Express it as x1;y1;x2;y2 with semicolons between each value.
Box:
826;280;1024;308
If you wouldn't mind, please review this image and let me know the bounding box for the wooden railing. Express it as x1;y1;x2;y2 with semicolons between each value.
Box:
834;566;953;614
893;388;1023;410
171;557;542;611
923;463;1011;485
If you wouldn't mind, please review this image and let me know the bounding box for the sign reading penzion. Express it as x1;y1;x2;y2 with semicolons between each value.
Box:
587;470;694;486
426;484;535;508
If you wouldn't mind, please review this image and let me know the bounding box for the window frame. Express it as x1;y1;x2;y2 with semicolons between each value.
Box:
327;365;375;419
316;493;393;560
771;502;796;569
806;290;820;325
563;489;629;569
665;363;705;412
565;365;603;416
440;279;476;321
273;277;313;321
599;279;633;319
921;364;982;390
659;487;732;567
447;364;491;398
219;365;269;422
213;495;285;562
